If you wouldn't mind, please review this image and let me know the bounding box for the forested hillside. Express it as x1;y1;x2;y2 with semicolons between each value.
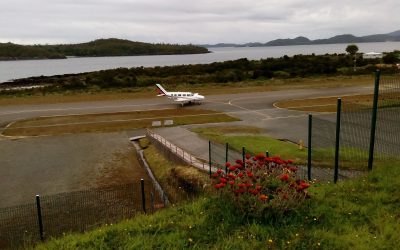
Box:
0;38;209;60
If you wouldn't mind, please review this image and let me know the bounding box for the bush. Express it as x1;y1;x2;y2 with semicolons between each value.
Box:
211;153;310;220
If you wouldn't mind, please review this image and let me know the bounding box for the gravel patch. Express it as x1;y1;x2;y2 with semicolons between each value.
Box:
0;130;148;208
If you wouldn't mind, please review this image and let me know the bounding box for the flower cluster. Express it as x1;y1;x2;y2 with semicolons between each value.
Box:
211;153;311;218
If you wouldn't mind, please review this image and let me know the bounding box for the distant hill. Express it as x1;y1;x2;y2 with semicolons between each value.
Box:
202;30;400;48
0;38;209;60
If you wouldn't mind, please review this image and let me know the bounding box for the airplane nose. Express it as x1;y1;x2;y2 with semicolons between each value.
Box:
199;95;205;99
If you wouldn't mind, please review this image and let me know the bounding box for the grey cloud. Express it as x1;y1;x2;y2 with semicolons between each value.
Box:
0;0;399;44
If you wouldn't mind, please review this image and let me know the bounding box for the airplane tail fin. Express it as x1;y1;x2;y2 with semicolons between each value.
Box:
156;84;168;96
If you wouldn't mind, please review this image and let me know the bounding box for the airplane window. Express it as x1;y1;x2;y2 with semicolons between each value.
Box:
178;94;181;96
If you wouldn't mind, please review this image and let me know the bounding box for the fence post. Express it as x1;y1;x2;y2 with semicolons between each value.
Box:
242;147;245;168
334;98;342;184
225;143;229;173
140;179;146;213
307;113;313;181
266;151;269;157
209;141;212;177
35;195;44;241
368;70;381;171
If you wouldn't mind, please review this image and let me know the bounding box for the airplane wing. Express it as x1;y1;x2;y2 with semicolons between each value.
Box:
174;98;188;102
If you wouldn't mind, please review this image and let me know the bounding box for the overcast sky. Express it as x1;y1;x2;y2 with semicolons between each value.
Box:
0;0;399;45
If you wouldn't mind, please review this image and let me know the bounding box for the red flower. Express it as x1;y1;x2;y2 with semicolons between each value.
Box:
220;177;228;183
255;153;265;161
245;153;251;160
296;181;310;191
279;174;289;182
238;183;246;188
287;166;298;172
248;189;259;195
259;194;268;201
237;172;244;178
212;173;219;178
246;171;254;178
214;183;226;189
225;162;231;168
227;173;236;179
235;159;243;165
229;181;235;186
229;166;237;171
245;182;253;188
216;169;223;174
287;159;294;164
256;185;262;191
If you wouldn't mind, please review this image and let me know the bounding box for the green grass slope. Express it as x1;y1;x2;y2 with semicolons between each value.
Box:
33;160;400;249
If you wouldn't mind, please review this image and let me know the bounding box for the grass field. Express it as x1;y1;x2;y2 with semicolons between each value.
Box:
3;109;239;137
0;75;375;106
275;92;400;112
191;126;308;164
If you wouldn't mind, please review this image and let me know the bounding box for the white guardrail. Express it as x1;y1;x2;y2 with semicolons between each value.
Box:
146;129;218;173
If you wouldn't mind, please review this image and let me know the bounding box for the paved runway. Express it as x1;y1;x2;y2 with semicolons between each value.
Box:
0;85;373;142
0;85;374;207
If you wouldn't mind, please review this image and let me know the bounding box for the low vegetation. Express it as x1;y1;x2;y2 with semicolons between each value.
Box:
3;53;399;96
3;109;239;137
33;157;400;249
140;138;209;203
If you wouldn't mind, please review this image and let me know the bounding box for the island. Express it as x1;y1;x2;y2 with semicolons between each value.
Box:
0;38;209;60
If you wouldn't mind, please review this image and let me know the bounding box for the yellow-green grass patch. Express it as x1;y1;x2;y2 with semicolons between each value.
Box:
276;91;400;112
3;109;239;137
275;94;374;112
141;139;209;203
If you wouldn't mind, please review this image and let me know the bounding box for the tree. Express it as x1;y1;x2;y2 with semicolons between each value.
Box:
346;44;359;71
383;52;400;64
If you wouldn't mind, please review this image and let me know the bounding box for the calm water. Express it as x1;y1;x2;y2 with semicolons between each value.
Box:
1;42;399;83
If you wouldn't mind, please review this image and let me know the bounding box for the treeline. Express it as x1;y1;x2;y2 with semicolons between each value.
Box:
0;38;209;60
3;53;399;92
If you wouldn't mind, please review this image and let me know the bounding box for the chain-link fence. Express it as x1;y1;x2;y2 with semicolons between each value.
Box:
309;71;400;182
209;141;243;171
0;181;163;249
375;73;400;160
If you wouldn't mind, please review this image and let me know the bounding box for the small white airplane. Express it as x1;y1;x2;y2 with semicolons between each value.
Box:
156;84;205;106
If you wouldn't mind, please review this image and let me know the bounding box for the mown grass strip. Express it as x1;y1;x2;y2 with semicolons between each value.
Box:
191;126;308;164
3;109;239;136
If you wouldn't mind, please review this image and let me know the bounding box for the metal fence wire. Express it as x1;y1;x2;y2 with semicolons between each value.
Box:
375;73;400;160
310;71;400;181
209;141;242;170
0;181;163;249
310;115;337;181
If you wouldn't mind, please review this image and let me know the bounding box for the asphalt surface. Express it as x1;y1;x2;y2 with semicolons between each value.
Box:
0;85;374;207
0;85;373;141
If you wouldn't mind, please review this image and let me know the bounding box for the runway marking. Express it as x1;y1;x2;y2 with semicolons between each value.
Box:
4;112;234;130
228;99;272;119
262;114;308;120
0;103;164;116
